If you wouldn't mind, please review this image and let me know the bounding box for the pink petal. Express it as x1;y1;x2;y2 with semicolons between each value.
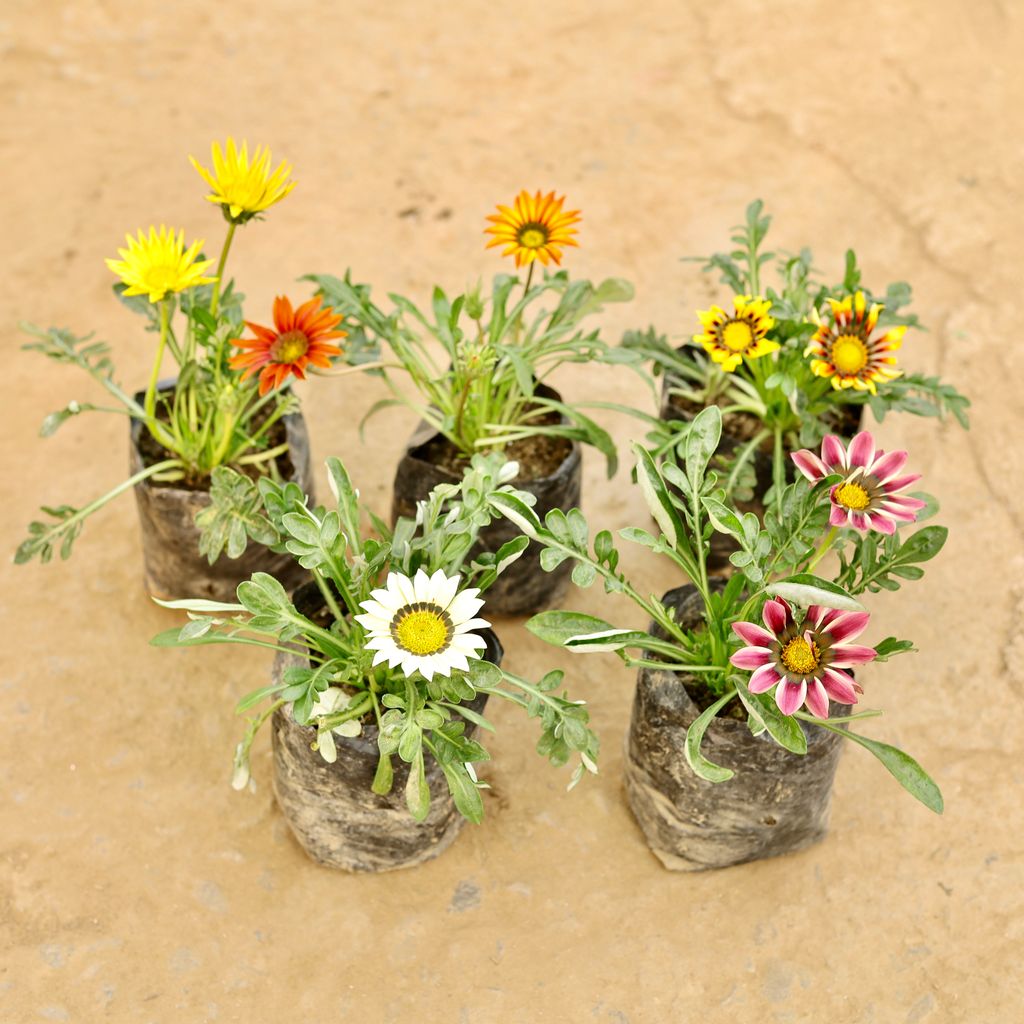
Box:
791;449;829;482
822;667;859;704
824;610;870;643
815;607;843;631
883;473;921;494
804;604;826;628
775;679;807;716
849;512;870;531
821;435;847;470
748;664;781;694
805;679;830;718
848;432;876;468
868;449;908;483
762;598;791;635
881;495;927;512
829;504;852;528
730;647;772;670
866;513;897;535
733;621;775;647
829;644;876;667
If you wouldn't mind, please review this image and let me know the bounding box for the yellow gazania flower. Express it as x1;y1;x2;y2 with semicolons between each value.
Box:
189;138;296;223
484;189;581;268
693;295;778;372
806;291;905;393
105;225;216;304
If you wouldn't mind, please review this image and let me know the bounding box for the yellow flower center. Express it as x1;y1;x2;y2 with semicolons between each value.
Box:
834;481;871;511
781;636;820;676
391;604;453;656
518;225;548;249
721;320;754;352
270;329;310;364
831;333;869;375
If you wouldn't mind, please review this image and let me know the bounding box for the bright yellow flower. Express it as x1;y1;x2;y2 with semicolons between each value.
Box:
484;189;581;268
694;295;778;372
806;291;904;393
105;225;215;304
189;138;296;223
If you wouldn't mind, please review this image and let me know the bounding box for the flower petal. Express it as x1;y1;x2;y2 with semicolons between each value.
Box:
748;664;782;694
821;667;858;704
733;621;776;647
805;679;830;718
730;646;773;670
775;679;807;716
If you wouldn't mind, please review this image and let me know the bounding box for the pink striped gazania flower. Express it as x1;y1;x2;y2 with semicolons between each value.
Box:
791;431;927;535
730;597;876;718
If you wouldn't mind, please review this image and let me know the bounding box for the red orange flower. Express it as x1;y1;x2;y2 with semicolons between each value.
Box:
230;296;345;395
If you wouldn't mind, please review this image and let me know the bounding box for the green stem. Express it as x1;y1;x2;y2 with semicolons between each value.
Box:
805;526;839;574
313;571;346;626
144;299;172;433
210;220;238;317
316;692;374;731
44;457;182;550
772;424;785;517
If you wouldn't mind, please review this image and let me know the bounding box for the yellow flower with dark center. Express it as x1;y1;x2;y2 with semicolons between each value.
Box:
806;291;905;393
189;138;296;223
693;295;778;372
105;225;215;304
484;189;581;268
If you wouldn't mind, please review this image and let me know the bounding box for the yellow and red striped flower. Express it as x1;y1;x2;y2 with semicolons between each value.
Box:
484;190;580;268
693;295;778;372
230;296;345;395
806;291;904;393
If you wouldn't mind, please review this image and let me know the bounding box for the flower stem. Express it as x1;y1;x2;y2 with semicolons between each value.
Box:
210;220;237;317
805;526;839;574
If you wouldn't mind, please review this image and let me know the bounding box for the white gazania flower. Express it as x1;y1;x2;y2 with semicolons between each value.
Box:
354;569;490;681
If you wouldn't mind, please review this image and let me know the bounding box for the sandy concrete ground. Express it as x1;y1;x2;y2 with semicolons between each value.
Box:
2;1;1023;1021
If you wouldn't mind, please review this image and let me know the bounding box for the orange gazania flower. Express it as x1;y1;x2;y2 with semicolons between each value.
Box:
230;296;346;395
484;189;581;268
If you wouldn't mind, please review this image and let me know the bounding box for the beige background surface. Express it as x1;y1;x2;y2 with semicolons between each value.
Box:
2;1;1023;1021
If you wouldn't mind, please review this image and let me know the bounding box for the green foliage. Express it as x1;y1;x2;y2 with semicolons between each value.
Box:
305;268;638;477
157;452;598;823
492;429;942;809
836;524;948;595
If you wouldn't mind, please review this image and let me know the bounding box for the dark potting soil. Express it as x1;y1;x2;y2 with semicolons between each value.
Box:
417;410;573;482
665;390;766;446
136;396;297;491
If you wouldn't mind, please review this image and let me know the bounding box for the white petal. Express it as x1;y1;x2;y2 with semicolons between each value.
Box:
451;633;488;656
448;591;485;625
358;599;395;621
445;650;470;673
371;649;391;667
366;589;402;613
433;570;461;609
354;611;390;634
387;572;416;606
453;617;491;634
412;567;434;602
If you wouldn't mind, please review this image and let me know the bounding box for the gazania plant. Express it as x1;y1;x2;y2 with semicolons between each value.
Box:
492;406;947;811
15;138;368;566
301;189;639;476
153;454;599;822
623;200;969;508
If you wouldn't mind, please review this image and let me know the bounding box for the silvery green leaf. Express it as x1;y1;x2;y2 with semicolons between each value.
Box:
766;573;865;611
564;628;650;653
153;596;246;613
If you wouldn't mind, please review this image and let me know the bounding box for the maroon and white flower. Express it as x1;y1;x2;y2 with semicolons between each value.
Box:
791;430;927;535
730;597;876;718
